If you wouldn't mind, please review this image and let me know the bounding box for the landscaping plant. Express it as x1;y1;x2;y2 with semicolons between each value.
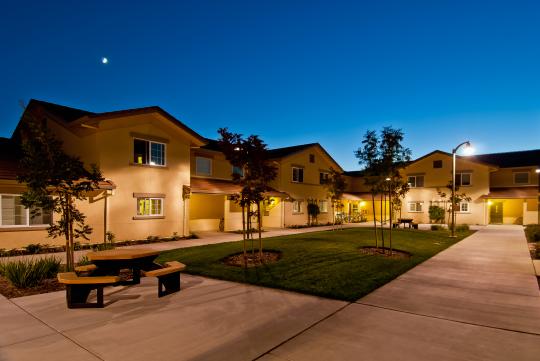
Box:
0;256;61;288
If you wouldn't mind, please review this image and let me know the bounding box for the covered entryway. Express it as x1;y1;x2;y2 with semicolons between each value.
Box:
489;201;503;224
483;187;538;225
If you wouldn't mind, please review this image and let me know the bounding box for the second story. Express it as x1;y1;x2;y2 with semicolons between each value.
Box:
471;149;540;189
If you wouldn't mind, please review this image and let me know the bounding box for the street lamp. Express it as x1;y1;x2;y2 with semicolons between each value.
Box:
451;141;474;238
536;168;540;224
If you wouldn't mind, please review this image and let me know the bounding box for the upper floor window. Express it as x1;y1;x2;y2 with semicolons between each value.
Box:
0;194;52;227
134;138;166;166
196;157;212;176
292;167;304;183
137;197;163;217
513;172;529;185
407;175;424;188
232;165;244;177
408;201;423;212
309;154;315;163
319;172;329;185
433;160;443;168
455;173;472;186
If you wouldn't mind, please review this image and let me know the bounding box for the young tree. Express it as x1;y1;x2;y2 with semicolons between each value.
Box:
218;128;277;264
437;182;472;226
324;168;347;230
307;199;320;226
17;115;104;271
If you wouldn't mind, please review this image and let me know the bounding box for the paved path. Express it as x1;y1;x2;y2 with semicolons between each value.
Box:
1;225;538;361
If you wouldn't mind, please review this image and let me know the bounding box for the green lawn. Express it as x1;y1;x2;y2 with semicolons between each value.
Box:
158;227;473;301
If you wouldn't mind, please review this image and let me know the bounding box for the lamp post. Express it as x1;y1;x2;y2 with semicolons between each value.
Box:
451;141;473;238
536;168;540;224
386;177;392;254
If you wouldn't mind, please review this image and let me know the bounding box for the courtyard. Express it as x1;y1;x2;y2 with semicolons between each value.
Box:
1;225;539;361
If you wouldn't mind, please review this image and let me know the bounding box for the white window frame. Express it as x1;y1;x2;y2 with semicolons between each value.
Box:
408;201;423;213
195;157;213;176
0;194;51;228
458;202;470;213
319;172;329;185
136;197;164;217
513;172;529;185
407;175;424;188
319;200;328;213
292;200;303;213
292;167;304;183
455;172;472;186
133;138;166;167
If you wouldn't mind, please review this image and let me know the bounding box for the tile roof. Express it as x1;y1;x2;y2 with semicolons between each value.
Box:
28;99;95;123
480;187;537;199
267;143;319;159
470;149;540;168
190;177;290;198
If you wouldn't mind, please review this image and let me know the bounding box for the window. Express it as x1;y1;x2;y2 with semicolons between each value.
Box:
309;154;315;163
458;202;470;213
196;157;212;176
232;165;244;177
407;175;424;188
319;200;328;213
513;172;529;185
293;200;303;213
319;172;329;185
133;139;166;166
433;160;443;168
455;173;472;186
408;201;423;212
351;203;359;213
137;198;163;216
0;194;51;227
292;167;304;183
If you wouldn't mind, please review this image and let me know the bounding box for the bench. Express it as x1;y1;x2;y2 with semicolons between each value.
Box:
412;223;419;229
57;272;120;308
74;264;97;274
143;261;186;297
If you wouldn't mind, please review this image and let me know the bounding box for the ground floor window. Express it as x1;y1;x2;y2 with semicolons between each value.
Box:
458;202;470;213
293;200;303;213
137;198;163;216
408;201;423;212
0;194;52;227
319;200;328;213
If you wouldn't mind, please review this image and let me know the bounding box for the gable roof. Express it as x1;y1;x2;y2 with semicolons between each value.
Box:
268;142;344;172
0;137;20;180
407;150;498;169
470;149;540;168
15;99;206;145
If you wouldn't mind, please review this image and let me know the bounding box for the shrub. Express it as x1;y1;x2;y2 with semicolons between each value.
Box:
92;243;115;251
0;256;61;288
106;231;116;243
147;235;159;242
525;224;540;243
428;206;445;224
431;225;443;231
456;224;470;232
77;255;93;266
25;243;43;254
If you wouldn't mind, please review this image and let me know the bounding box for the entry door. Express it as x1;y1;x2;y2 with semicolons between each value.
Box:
490;201;503;224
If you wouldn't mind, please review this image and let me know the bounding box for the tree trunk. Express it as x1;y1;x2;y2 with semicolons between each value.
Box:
257;201;262;259
371;193;378;248
389;189;392;256
380;194;385;249
241;202;247;267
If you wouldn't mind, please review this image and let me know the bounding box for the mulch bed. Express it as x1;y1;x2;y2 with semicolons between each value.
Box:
222;250;282;268
359;246;411;260
0;275;65;299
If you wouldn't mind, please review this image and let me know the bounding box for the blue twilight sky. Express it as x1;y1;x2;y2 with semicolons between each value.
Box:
0;0;539;170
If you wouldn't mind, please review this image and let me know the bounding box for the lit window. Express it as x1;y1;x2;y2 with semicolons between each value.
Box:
513;172;529;185
0;194;52;227
232;165;244;177
408;201;423;212
319;200;328;213
133;139;166;166
319;172;329;184
292;167;304;183
459;202;470;213
196;157;212;176
455;173;472;186
293;200;302;213
137;198;163;216
407;175;424;188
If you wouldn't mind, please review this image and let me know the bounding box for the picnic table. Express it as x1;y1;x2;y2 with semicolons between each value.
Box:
395;218;415;229
86;249;161;285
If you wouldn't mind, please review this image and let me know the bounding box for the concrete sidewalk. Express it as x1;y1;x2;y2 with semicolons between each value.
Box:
1;225;538;361
263;225;540;361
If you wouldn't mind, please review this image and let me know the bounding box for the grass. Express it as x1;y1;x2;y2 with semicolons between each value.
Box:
158;227;473;301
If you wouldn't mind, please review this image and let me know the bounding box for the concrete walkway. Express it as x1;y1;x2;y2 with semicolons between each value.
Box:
1;225;539;360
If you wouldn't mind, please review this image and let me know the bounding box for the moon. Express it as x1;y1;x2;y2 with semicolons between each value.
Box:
101;57;108;64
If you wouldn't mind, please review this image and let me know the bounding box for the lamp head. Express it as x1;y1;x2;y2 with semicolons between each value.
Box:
462;142;475;156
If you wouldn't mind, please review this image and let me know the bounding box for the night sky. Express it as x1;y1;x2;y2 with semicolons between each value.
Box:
1;0;539;170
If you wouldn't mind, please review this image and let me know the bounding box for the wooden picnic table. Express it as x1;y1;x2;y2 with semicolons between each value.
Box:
86;249;161;285
396;218;414;228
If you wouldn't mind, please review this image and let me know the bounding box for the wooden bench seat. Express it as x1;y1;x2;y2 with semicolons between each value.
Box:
57;272;120;308
74;264;97;273
143;261;186;297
